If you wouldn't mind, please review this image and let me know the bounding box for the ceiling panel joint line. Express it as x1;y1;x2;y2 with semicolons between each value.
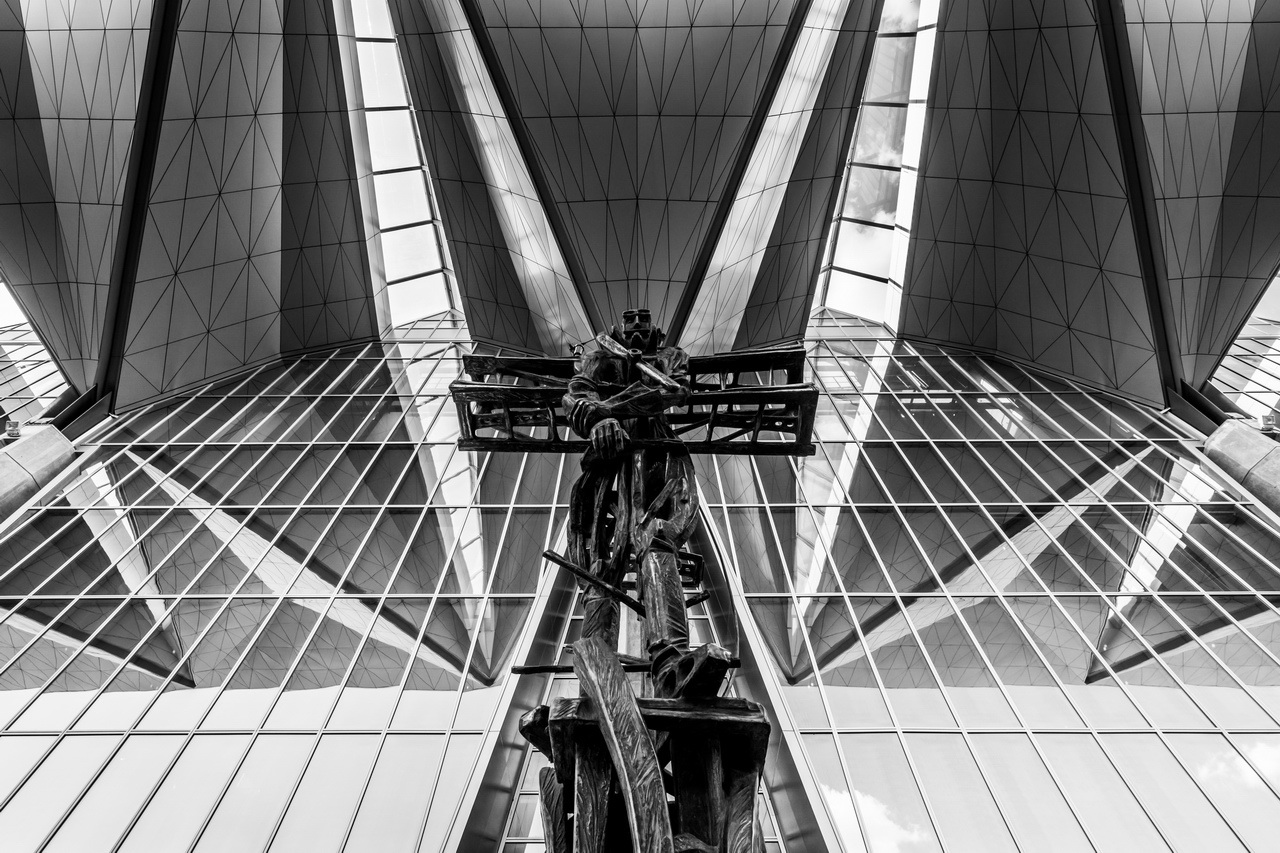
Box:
450;0;605;340
93;0;185;410
665;0;820;344
1092;0;1182;399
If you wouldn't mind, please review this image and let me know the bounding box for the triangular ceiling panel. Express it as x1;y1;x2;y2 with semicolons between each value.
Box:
468;0;799;334
0;0;155;391
674;0;880;354
1125;0;1280;387
902;0;1165;405
388;0;591;355
114;0;379;409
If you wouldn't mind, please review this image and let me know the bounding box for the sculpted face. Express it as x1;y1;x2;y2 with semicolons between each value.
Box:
613;308;664;353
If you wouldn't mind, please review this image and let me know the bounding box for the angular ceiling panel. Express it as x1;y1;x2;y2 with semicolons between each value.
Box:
1125;0;1280;387
468;0;798;334
115;0;379;409
388;0;592;355
0;0;154;391
672;0;880;354
902;0;1165;404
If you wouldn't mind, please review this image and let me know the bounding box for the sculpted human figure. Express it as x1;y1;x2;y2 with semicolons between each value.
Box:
456;306;808;851
562;309;706;696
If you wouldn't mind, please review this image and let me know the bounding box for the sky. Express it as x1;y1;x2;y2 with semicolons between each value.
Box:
1256;280;1280;321
0;283;26;327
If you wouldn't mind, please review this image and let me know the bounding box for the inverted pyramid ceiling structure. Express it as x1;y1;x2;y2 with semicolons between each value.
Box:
2;0;1280;409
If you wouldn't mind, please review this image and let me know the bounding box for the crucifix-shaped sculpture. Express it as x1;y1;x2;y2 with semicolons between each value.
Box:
451;309;817;853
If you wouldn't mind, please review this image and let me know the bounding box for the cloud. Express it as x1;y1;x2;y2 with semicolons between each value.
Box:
821;781;934;852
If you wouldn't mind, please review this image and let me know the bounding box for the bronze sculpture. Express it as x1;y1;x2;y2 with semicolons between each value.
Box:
562;309;727;699
449;309;818;852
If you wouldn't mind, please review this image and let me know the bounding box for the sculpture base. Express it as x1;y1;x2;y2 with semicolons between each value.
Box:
528;694;769;853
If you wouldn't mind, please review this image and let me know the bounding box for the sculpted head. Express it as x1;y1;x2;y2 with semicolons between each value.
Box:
611;308;665;353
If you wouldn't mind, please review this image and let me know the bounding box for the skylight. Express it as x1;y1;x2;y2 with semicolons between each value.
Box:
816;0;939;329
353;0;457;329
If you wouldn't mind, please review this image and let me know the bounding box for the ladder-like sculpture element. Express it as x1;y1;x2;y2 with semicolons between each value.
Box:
450;309;817;852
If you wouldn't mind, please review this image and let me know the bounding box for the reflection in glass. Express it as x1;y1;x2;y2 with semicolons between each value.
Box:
1037;733;1171;852
853;106;909;166
0;734;118;851
1166;733;1280;852
969;733;1093;852
842;167;900;223
270;734;381;851
193;734;313;853
839;733;941;853
117;734;252;852
43;734;185;853
863;36;916;103
803;732;869;853
905;733;1017;851
1101;733;1246;852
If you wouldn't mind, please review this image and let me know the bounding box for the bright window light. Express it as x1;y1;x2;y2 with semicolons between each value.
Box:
387;274;452;322
373;172;431;229
357;42;408;108
382;224;441;282
366;111;420;172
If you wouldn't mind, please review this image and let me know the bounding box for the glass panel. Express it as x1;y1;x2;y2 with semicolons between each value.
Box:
366;111;421;172
904;733;1017;852
345;734;445;850
418;734;483;851
956;597;1083;727
0;735;55;802
803;733;869;853
1037;733;1171;853
388;277;453;328
1100;733;1247;852
858;599;956;728
864;36;916;102
43;734;186;853
833;221;893;278
353;0;393;37
118;735;252;852
374;170;431;230
879;0;921;32
269;734;381;852
842;166;900;223
838;733;941;853
0;735;118;851
905;598;1019;727
969;733;1093;852
201;602;324;730
356;42;408;108
382;224;442;282
1166;733;1280;853
192;735;314;853
826;271;890;320
852;106;909;166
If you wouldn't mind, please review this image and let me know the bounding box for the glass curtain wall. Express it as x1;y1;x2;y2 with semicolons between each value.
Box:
0;312;562;852
714;308;1280;852
1;309;1280;851
0;322;68;425
1212;317;1280;427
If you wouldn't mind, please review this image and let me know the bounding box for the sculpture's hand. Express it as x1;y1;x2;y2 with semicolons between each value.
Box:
589;418;629;458
569;398;604;436
661;384;689;409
